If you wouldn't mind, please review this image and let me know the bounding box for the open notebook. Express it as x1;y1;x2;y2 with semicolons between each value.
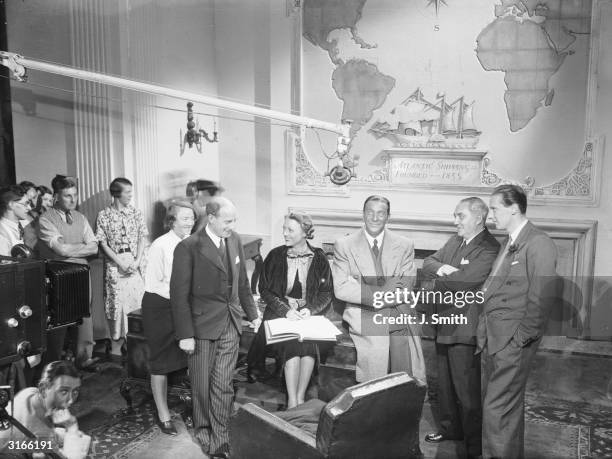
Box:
264;315;342;344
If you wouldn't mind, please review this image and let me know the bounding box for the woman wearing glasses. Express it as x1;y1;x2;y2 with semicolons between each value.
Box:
0;185;31;256
95;178;148;356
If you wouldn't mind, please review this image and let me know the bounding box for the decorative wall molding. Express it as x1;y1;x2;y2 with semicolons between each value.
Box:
287;130;349;196
480;157;535;192
480;138;604;206
291;206;597;337
533;138;603;204
288;127;604;205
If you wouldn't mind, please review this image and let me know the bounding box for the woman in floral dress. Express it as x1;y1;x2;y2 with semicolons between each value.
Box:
96;178;148;355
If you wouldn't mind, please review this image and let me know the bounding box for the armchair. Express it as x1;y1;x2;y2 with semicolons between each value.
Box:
230;372;426;459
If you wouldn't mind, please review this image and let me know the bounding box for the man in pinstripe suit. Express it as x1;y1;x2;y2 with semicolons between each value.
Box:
171;197;261;458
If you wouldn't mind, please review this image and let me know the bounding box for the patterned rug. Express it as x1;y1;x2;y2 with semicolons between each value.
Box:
526;393;612;459
87;399;188;459
524;418;589;459
72;363;189;459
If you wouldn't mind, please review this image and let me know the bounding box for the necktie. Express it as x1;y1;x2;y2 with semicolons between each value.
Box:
65;210;73;225
17;222;24;240
450;239;466;266
219;238;226;260
372;239;380;259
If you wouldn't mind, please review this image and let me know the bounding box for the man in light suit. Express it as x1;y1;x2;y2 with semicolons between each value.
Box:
170;197;260;458
478;185;559;459
421;197;500;459
332;195;425;383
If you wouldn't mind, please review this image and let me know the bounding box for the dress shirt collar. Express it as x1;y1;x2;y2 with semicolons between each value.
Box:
52;205;73;217
364;229;385;249
205;224;223;248
509;219;529;245
464;228;484;246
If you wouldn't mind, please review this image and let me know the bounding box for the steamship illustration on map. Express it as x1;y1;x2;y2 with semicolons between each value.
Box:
369;88;481;149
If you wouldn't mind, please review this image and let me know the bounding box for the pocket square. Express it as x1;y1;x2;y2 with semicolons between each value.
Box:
235;255;240;264
511;260;519;265
460;258;470;265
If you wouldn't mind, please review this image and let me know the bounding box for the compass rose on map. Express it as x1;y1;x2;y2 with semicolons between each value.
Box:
427;0;448;16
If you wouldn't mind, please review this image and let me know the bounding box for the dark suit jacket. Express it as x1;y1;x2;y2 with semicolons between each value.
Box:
170;229;258;340
422;228;500;345
478;221;559;355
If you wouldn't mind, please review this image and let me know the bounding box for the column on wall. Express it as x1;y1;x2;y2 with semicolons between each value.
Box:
117;0;160;230
69;0;119;222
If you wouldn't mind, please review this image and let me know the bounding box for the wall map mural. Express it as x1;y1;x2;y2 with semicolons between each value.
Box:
291;0;600;205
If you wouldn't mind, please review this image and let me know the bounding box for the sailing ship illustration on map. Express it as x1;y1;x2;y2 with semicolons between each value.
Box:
370;89;481;149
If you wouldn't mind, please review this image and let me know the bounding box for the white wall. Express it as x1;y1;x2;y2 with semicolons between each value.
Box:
8;1;74;185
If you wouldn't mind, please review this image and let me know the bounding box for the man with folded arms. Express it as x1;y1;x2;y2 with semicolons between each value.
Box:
421;197;500;459
38;175;98;370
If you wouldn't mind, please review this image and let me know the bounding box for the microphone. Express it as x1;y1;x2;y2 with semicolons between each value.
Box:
328;165;352;186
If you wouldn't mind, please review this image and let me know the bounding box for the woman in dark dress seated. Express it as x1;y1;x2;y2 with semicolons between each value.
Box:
141;201;196;435
254;212;333;408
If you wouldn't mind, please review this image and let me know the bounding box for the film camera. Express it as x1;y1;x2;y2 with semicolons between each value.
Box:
0;255;90;367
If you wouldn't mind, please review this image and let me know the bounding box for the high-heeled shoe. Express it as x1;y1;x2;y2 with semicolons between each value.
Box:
157;419;178;436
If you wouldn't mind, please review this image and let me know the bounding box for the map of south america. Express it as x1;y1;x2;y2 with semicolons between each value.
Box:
332;59;395;136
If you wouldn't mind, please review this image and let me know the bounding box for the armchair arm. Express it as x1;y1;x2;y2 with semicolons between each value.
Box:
230;403;322;459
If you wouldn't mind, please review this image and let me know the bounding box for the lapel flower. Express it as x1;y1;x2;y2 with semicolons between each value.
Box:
508;243;519;254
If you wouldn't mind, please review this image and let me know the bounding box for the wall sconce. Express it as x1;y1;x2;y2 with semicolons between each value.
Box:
180;102;218;155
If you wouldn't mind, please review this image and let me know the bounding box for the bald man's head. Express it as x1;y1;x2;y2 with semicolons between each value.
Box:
205;196;234;217
206;197;237;238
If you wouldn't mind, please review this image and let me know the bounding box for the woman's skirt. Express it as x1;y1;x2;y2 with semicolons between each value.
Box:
275;340;318;363
141;291;187;375
104;253;145;340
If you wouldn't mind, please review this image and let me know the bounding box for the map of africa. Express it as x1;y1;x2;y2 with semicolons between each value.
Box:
303;0;591;135
476;0;591;131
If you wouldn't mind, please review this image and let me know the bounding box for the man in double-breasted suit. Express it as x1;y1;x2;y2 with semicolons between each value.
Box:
170;197;260;458
332;195;425;383
478;185;559;459
421;197;500;459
